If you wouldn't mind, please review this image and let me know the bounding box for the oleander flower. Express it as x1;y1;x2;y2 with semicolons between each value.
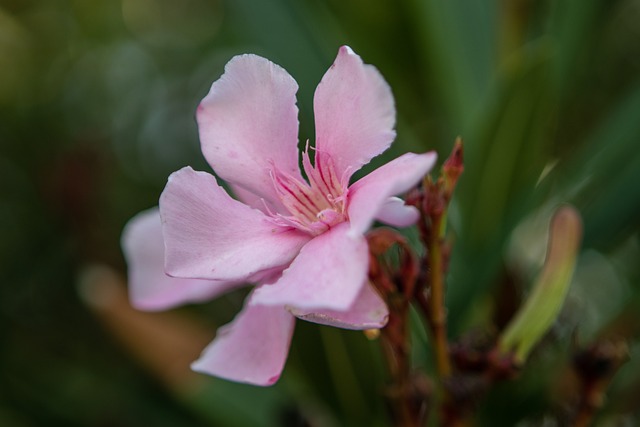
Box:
123;46;436;386
122;207;240;311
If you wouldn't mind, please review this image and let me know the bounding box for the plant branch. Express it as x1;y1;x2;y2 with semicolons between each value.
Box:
368;229;428;427
426;213;452;379
571;340;629;427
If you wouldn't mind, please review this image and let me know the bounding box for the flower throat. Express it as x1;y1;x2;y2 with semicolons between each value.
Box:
270;149;348;235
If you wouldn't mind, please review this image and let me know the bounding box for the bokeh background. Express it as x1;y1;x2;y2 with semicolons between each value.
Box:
1;0;640;425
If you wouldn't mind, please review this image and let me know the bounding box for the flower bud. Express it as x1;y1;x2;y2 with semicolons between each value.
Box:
499;205;583;363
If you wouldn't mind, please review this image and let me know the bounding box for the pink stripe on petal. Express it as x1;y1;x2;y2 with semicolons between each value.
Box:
348;152;437;236
314;46;396;180
160;167;311;281
289;282;388;330
197;54;302;211
191;297;295;386
121;207;242;311
252;223;368;311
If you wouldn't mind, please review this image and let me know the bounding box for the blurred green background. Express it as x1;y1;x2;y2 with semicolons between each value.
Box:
1;0;639;425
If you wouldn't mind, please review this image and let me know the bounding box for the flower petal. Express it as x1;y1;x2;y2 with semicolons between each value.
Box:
289;282;388;330
230;184;276;214
197;54;301;210
160;167;311;281
252;222;368;311
375;197;420;228
348;152;437;235
313;46;396;179
192;296;295;386
121;208;241;311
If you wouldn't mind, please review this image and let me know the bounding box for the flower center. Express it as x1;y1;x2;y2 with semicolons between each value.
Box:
270;149;348;235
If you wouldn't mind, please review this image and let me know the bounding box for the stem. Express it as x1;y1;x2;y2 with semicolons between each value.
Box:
380;301;416;427
571;388;600;427
427;214;452;379
368;231;426;427
571;341;628;427
417;204;461;426
572;372;616;427
415;290;433;331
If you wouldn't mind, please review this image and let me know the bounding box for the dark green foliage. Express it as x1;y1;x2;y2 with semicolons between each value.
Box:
1;0;638;425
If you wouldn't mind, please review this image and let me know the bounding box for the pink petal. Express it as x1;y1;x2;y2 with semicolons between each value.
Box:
375;197;420;228
229;184;276;214
313;46;396;179
121;208;241;311
252;223;368;311
159;167;311;281
289;282;388;330
197;54;302;211
348;152;437;235
191;296;295;386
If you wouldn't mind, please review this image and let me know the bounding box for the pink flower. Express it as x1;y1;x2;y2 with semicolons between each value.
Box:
123;46;436;386
122;207;240;311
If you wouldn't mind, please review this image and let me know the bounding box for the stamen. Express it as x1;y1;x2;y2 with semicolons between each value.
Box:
270;170;317;221
270;146;348;235
302;149;332;205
